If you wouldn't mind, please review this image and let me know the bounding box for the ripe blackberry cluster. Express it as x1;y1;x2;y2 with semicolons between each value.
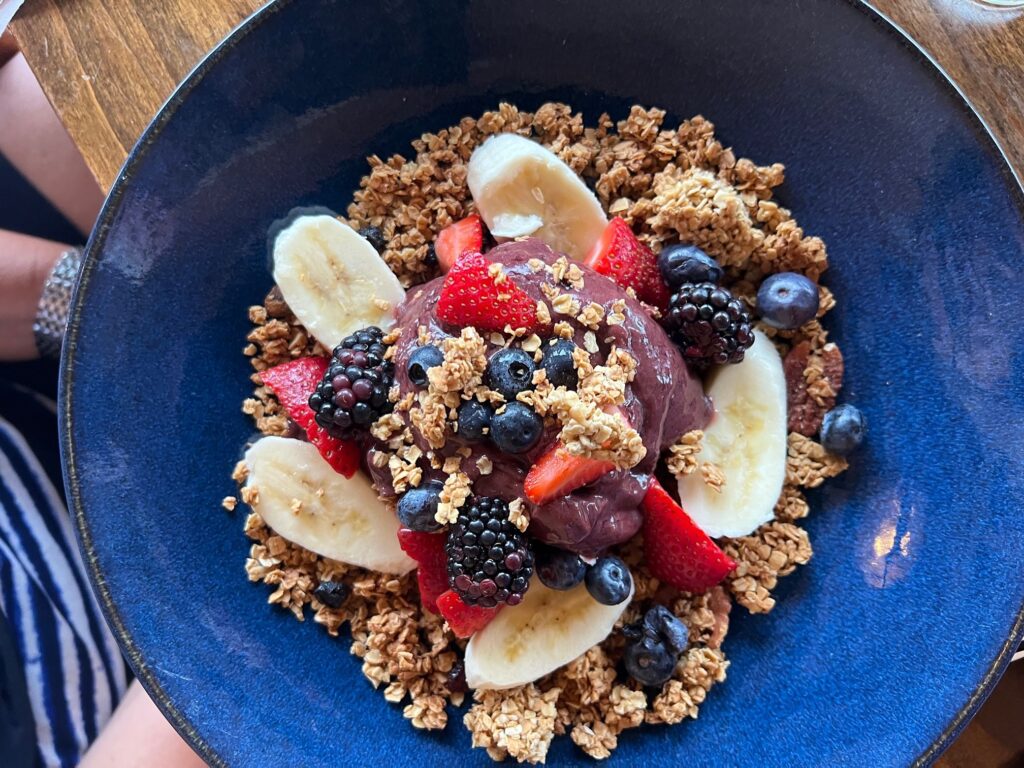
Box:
662;282;754;367
309;326;394;439
446;497;534;607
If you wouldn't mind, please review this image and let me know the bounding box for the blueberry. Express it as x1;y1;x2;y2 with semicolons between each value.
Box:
535;544;587;590
312;580;350;609
820;404;865;456
756;272;820;330
485;348;537;400
585;555;632;605
457;400;493;441
357;225;387;254
623;634;676;687
658;244;723;289
489;402;544;454
407;345;444;388
641;605;690;654
541;339;579;389
396;480;444;531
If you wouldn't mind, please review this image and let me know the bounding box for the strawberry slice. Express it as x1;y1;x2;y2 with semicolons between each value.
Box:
435;214;484;272
259;357;361;478
397;528;449;614
437;589;501;638
584;217;670;311
437;251;542;333
524;446;615;505
640;479;736;593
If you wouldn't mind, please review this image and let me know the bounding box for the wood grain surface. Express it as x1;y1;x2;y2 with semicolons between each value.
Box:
10;0;1024;191
6;0;1024;764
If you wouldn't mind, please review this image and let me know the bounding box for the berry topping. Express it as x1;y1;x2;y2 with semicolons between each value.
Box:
485;348;537;400
584;555;632;606
662;282;754;367
757;272;820;330
640;479;736;593
622;606;690;687
446;659;469;694
312;580;350;609
540;339;579;389
584;217;670;311
435;214;484;272
456;400;493;442
398;528;448;614
489;402;544;455
437;251;542;333
820;404;866;455
259;357;361;477
534;543;587;591
407;344;445;388
437;589;502;638
308;326;394;439
396;480;444;532
523;445;614;505
657;243;723;289
446;496;534;607
357;225;387;254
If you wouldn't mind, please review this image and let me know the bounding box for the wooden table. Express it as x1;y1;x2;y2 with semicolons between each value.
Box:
7;0;1024;764
9;0;1024;192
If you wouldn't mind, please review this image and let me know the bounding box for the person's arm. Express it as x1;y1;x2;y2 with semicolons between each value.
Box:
0;230;65;361
80;679;207;768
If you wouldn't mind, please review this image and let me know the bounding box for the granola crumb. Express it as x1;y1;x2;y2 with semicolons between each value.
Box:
464;684;561;765
700;461;726;493
221;496;237;511
508;498;530;532
666;430;703;478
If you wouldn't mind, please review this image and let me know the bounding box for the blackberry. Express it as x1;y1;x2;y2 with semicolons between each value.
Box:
308;326;394;439
662;282;754;367
446;496;534;607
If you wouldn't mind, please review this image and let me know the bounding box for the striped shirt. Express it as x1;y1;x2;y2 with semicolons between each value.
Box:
0;374;127;767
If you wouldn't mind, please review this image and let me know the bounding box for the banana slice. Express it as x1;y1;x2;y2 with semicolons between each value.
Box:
464;578;633;690
467;134;607;261
677;330;787;538
271;214;405;349
244;436;415;574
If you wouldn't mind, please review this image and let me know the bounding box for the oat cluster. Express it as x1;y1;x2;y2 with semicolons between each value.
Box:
235;102;851;763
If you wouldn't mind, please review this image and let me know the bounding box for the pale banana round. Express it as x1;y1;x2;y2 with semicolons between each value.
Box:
244;436;415;574
677;329;788;538
464;578;633;690
271;215;405;349
467;134;607;261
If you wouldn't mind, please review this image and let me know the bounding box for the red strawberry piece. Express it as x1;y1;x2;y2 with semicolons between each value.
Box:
259;357;361;477
397;528;449;614
584;217;670;311
435;214;484;272
437;589;501;638
524;445;615;505
640;479;736;593
436;251;542;333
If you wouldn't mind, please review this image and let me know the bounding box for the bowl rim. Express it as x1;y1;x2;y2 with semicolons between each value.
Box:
60;1;1024;765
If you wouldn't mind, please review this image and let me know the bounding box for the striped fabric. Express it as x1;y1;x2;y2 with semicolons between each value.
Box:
0;379;127;768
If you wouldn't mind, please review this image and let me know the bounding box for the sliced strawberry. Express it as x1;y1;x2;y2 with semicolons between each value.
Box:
584;217;670;311
259;357;361;477
640;479;736;593
397;528;449;614
524;446;615;505
437;589;501;638
436;251;542;333
435;214;484;272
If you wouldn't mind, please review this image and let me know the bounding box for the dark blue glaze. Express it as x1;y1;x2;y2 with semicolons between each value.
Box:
61;1;1024;765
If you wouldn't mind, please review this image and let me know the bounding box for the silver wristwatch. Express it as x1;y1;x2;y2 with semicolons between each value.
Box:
33;248;83;360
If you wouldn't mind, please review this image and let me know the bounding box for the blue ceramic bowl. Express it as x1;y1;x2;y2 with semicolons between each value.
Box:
63;0;1024;765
